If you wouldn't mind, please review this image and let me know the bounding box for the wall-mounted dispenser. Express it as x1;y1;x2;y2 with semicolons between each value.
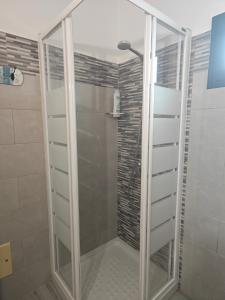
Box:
106;89;124;118
0;66;23;86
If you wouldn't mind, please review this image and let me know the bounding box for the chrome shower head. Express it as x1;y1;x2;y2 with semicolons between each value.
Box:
117;40;143;61
117;40;131;51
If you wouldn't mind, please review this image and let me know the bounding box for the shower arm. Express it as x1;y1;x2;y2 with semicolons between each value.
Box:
129;48;143;61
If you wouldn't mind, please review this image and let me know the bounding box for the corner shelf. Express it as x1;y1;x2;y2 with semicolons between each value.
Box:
105;112;125;118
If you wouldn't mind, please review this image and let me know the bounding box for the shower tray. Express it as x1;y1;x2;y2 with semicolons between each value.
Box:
61;238;167;300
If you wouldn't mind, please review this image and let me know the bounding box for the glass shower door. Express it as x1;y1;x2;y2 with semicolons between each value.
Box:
145;18;190;300
42;23;74;294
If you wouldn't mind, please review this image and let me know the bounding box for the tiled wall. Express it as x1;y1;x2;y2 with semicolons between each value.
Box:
48;45;119;254
48;45;118;88
117;57;143;248
0;32;50;300
48;44;144;251
0;32;39;75
117;45;179;250
180;31;225;300
76;82;118;254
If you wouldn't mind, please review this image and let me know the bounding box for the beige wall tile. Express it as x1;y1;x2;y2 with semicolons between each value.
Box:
0;259;50;300
0;110;14;144
218;222;225;257
0;75;41;110
0;267;34;300
13;110;43;143
0;178;18;215
18;173;46;207
0;143;44;179
22;229;50;266
0;202;48;242
0;60;49;299
26;258;51;290
10;240;24;272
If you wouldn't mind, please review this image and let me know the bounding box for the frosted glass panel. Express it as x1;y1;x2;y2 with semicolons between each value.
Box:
151;195;176;229
54;217;71;250
48;118;67;144
47;87;66;115
43;23;72;291
52;169;69;199
147;19;185;299
152;145;178;174
152;171;177;203
154;86;181;115
53;193;70;227
50;144;68;172
150;220;175;255
153;118;180;145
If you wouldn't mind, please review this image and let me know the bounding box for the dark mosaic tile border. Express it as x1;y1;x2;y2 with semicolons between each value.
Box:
0;31;39;75
47;45;118;88
117;57;143;249
178;31;211;283
74;53;118;87
117;43;180;250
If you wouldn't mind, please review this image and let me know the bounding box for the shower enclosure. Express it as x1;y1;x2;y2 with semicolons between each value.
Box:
39;0;191;299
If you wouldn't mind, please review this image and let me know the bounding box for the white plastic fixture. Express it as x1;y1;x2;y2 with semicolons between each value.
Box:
39;0;191;300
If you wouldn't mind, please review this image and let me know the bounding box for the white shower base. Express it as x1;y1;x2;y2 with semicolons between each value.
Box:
62;238;167;300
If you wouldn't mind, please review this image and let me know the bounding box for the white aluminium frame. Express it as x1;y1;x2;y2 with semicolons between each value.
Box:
143;26;191;300
39;1;191;300
39;14;81;300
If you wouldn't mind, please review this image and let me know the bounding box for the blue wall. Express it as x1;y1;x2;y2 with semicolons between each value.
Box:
207;12;225;89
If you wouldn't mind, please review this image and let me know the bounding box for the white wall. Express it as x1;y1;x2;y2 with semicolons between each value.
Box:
181;70;225;300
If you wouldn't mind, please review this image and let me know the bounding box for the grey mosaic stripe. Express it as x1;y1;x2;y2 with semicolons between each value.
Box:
75;53;118;87
157;43;179;88
48;45;118;88
178;31;211;283
117;57;143;249
117;42;180;252
0;31;39;75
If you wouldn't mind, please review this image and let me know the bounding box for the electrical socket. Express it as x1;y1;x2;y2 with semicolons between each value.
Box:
0;242;13;279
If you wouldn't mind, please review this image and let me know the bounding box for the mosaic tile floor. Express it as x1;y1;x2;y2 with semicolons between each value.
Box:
61;238;167;300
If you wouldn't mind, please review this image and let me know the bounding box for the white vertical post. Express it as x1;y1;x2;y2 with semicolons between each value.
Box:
176;35;182;91
38;37;56;279
46;44;52;91
167;33;182;283
145;16;157;300
167;236;173;280
63;17;81;300
139;13;152;300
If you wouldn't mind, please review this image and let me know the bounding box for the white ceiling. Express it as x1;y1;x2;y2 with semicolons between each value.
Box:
70;0;146;62
148;0;225;36
0;0;71;40
0;0;225;41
